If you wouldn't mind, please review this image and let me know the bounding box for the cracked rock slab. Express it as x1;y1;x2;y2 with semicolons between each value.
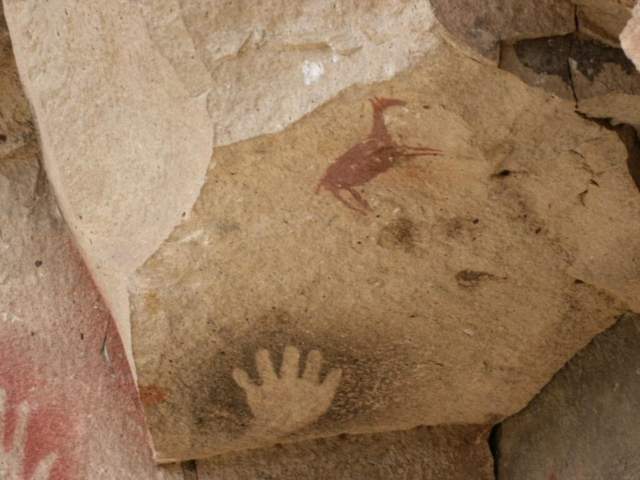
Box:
497;313;640;479
0;12;178;478
2;0;442;376
500;33;640;127
430;0;575;61
131;38;640;461
570;34;640;126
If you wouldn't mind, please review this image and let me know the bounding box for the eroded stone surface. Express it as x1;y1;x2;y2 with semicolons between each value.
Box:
2;0;443;372
0;11;180;479
197;426;493;480
5;0;640;465
430;0;575;61
570;35;640;126
143;0;440;146
500;33;640;127
130;37;639;460
499;35;576;100
575;0;634;46
498;313;640;479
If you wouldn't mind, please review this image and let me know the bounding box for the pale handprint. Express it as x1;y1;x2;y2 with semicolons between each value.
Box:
0;388;57;480
232;346;342;438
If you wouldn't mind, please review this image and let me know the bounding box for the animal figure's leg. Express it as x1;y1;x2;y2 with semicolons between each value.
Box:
345;186;371;211
327;185;368;214
401;145;443;155
400;151;441;158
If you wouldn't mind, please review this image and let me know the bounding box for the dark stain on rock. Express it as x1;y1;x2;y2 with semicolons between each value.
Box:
0;134;6;143
512;34;574;85
616;124;640;193
571;35;636;81
190;309;416;438
492;169;513;178
455;270;500;287
139;384;169;407
316;97;441;213
511;33;637;84
180;460;198;480
377;217;416;251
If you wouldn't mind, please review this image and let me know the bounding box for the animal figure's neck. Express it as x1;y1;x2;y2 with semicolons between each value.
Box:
369;110;392;143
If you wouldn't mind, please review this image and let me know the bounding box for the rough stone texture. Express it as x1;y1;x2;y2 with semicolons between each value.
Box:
500;33;640;127
0;11;179;479
196;426;493;480
622;1;640;69
130;37;639;460
575;0;635;46
497;313;640;479
1;0;441;371
0;59;492;478
570;35;640;126
430;0;575;61
4;0;640;465
0;7;497;478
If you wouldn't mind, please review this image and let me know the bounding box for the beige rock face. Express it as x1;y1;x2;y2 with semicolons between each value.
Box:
575;0;634;46
2;0;442;375
143;0;439;147
0;11;498;478
2;0;214;369
622;2;640;69
4;0;640;465
130;37;639;460
197;426;493;480
0;11;179;478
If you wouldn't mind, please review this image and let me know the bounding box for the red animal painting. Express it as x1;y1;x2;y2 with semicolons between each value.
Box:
316;97;442;213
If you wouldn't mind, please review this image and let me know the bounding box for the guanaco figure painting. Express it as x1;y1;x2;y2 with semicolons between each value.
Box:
316;97;442;213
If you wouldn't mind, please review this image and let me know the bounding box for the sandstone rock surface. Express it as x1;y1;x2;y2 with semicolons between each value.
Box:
575;0;635;45
1;0;441;372
132;37;639;460
497;313;640;479
0;12;497;478
3;0;640;464
622;1;640;68
0;11;177;478
196;426;493;480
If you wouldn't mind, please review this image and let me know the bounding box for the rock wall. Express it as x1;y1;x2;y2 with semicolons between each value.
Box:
0;8;494;478
1;0;640;469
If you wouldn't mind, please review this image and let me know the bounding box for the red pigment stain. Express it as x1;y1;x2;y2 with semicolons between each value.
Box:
316;97;442;213
139;385;168;407
0;342;79;480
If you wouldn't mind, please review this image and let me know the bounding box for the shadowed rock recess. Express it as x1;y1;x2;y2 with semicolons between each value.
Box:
2;0;640;471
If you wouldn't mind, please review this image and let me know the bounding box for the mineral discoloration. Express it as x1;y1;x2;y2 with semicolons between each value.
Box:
132;40;638;460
